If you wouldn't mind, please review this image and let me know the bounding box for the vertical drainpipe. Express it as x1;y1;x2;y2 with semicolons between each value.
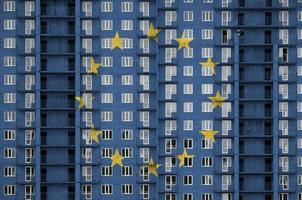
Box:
35;1;41;199
233;31;239;200
273;44;279;200
155;2;159;200
75;0;81;199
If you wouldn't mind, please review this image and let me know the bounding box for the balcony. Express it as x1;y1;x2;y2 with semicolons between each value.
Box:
41;192;47;200
40;5;75;17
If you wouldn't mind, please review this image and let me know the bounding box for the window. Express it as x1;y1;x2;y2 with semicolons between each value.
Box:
4;185;15;195
201;84;213;94
165;175;177;190
202;11;213;21
101;20;113;30
121;148;133;158
279;29;288;44
82;75;92;90
121;166;133;176
100;57;113;67
279;157;289;172
222;139;232;154
279;175;289;190
165;139;177;154
121;111;133;122
82;39;92;53
222;120;232;135
101;111;113;122
101;166;112;176
25;1;35;16
140;2;149;17
82;166;92;181
101;184;113;195
82;20;92;35
101;93;113;104
279;11;289;26
4;38;15;49
101;130;113;140
202;48;213;58
4;166;15;177
184;139;193;149
82;185;92;199
201;157;213;167
4;75;16;85
222;157;232;172
183;66;193;76
101;2;113;12
140;148;149;163
202;139;213;149
201;120;213;130
184;102;193;112
165;11;177;26
183;175;193;185
4;56;16;67
4;1;16;11
202;193;213;200
4;111;16;122
4;130;15;140
222;48;231;63
184;11;193;21
222;11;231;26
4;93;16;104
222;175;232;190
140;93;149;108
121;130;133;140
4;20;16;30
201;175;213;185
121;57;133;67
184;120;193;131
121;20;133;31
202;102;213;112
183;84;193;94
121;184;133;194
121;2;133;12
184;193;193;200
165;29;177;44
298;138;302;149
82;1;92;16
299;11;302;21
25;111;35;127
202;29;213;39
4;148;16;158
101;148;112;158
25;56;35;72
222;0;231;7
122;38;133;49
101;75;113;85
140;184;149;199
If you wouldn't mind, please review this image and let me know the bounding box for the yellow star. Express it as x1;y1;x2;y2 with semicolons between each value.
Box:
176;149;195;167
208;91;226;108
75;96;86;109
146;23;160;40
145;158;161;176
87;57;101;75
75;94;95;109
110;149;124;167
90;126;102;143
111;32;123;50
175;32;193;49
199;58;219;75
199;130;219;143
